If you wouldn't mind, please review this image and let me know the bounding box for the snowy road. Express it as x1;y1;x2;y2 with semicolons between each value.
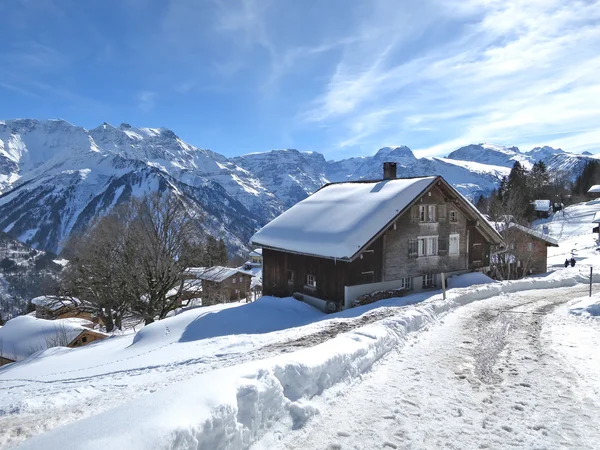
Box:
255;286;600;449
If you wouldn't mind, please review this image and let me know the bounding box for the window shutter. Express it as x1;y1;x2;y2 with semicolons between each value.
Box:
411;206;419;223
438;204;447;222
418;239;424;256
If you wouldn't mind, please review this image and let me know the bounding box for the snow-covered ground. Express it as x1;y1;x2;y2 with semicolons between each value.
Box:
2;200;600;449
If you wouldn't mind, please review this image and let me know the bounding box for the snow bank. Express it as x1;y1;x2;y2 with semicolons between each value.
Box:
569;294;600;317
447;272;495;289
133;297;322;346
17;267;600;450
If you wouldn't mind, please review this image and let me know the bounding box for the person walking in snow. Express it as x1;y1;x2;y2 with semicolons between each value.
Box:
564;259;570;268
570;257;576;267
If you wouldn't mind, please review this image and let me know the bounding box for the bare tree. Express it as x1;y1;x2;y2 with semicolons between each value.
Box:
127;193;203;324
61;192;205;328
61;206;137;332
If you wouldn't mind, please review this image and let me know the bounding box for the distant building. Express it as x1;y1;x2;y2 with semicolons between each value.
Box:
31;296;99;324
187;266;253;304
249;249;263;265
492;222;559;278
533;200;553;219
588;185;600;198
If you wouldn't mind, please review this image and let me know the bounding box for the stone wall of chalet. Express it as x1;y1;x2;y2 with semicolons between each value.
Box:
382;186;469;282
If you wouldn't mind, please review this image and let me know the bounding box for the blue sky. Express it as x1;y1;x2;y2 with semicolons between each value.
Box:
1;0;599;158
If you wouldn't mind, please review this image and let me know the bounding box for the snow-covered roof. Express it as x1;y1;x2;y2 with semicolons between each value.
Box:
0;316;100;362
249;248;262;257
187;266;250;283
251;177;438;259
533;200;552;211
251;176;502;259
592;211;600;223
30;296;81;312
588;185;600;193
492;222;559;247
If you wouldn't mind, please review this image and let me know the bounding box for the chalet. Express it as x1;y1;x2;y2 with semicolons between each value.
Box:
533;200;553;218
188;266;253;304
492;222;559;277
31;296;88;320
250;163;503;311
0;316;107;366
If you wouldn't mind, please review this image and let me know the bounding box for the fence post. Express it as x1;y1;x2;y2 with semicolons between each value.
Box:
590;267;593;298
441;272;446;300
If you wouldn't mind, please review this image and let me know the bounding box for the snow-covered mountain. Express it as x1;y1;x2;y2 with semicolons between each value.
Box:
446;143;598;179
0;119;595;256
0;119;279;254
231;150;329;208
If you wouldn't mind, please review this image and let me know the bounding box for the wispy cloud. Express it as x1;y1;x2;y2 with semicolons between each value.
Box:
300;0;600;155
138;91;157;113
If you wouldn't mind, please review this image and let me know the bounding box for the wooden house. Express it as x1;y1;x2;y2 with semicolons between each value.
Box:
0;316;108;366
188;266;253;304
31;296;96;323
250;163;503;311
491;222;559;278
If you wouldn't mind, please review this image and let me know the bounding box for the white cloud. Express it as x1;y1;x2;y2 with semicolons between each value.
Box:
138;91;157;113
300;0;600;155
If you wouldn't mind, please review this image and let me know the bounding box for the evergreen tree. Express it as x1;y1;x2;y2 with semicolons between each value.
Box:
573;160;600;197
217;239;228;266
530;160;550;198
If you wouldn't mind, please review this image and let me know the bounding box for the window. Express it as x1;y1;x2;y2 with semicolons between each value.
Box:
239;276;243;283
81;336;87;343
400;277;411;290
305;274;317;289
428;205;436;222
287;270;295;283
528;242;534;251
232;277;236;284
449;210;458;223
423;273;435;288
449;234;460;255
361;271;374;283
419;205;436;222
417;236;438;256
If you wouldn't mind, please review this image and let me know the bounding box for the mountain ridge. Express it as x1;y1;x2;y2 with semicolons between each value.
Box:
0;118;596;256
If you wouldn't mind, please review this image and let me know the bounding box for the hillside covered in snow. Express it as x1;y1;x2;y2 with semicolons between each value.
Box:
0;119;596;255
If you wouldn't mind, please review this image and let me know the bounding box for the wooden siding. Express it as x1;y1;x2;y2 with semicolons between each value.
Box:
468;226;491;269
263;237;383;308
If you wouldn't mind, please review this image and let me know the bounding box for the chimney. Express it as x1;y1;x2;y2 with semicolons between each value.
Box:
383;162;397;180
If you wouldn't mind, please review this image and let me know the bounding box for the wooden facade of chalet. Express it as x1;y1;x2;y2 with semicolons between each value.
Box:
255;170;502;310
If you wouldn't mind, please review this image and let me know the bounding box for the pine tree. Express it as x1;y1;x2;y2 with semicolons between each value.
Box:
217;239;228;266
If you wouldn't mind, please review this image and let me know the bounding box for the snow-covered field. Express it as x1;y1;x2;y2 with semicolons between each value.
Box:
2;200;600;449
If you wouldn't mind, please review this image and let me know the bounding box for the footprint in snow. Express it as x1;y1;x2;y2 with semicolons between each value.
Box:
337;431;350;437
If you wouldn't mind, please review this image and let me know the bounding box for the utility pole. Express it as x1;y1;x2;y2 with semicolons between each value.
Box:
590;267;593;298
